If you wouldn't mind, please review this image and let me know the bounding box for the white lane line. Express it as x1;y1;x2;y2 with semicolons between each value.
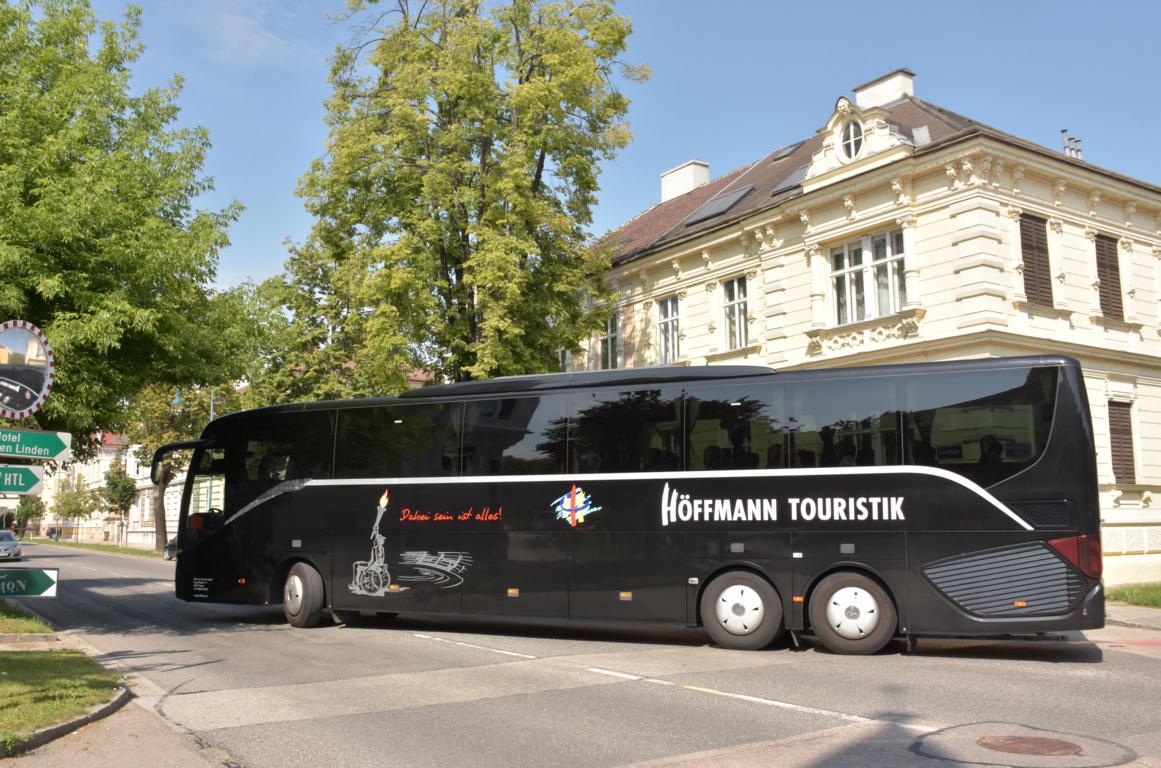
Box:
583;671;938;733
412;633;537;659
587;667;643;681
680;684;872;723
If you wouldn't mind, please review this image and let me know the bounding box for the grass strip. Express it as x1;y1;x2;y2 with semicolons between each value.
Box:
0;602;53;634
0;650;122;755
31;538;160;558
1107;582;1161;609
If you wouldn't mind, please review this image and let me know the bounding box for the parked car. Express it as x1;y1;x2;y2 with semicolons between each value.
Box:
162;536;178;561
0;530;22;561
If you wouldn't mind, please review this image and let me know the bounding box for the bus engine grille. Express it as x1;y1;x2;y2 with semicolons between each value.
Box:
922;543;1084;617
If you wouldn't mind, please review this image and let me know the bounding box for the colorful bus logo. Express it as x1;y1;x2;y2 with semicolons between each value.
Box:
551;485;602;527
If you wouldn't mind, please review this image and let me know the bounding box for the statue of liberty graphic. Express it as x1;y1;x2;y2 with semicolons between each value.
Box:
349;489;394;596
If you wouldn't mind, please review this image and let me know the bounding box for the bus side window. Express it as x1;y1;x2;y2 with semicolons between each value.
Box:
788;377;902;468
685;384;785;471
335;403;462;478
903;366;1058;487
568;387;684;473
462;396;568;475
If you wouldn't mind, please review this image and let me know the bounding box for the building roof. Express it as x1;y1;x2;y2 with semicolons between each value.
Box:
602;93;1161;266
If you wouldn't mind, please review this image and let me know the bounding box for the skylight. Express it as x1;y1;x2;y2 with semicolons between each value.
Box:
684;185;754;226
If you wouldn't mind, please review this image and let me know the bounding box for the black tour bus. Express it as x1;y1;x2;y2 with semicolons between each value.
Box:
152;355;1104;654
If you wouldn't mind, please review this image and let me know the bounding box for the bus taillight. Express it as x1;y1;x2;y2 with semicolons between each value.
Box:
1048;534;1103;580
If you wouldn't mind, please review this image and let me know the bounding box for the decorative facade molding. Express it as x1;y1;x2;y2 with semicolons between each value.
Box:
804;308;926;357
944;163;960;191
890;177;909;206
1088;190;1101;217
990;159;1005;190
1083;227;1098;242
1120;238;1134;254
705;280;718;293
976;155;992;186
670;258;681;276
1053;179;1067;207
1011;165;1025;195
701;250;711;271
843;194;857;220
1006;205;1024;221
1125;201;1137;227
896;214;917;229
799;210;812;234
1047;217;1063;235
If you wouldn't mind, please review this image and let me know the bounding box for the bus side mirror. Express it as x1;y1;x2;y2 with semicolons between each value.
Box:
150;439;214;485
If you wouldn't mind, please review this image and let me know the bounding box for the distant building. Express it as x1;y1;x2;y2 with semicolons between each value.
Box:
38;432;180;547
579;69;1161;585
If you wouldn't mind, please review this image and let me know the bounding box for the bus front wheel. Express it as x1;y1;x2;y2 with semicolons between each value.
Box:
808;572;897;655
699;571;784;650
283;562;325;628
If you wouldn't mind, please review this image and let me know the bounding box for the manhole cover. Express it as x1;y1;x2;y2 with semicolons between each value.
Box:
978;735;1083;756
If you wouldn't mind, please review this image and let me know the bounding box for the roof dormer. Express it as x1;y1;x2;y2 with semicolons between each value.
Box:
803;82;916;188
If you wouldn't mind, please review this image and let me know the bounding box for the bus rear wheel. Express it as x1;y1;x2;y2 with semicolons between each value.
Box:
808;572;896;655
699;571;783;650
283;562;325;628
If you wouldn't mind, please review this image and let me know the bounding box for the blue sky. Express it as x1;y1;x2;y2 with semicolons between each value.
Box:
89;0;1161;289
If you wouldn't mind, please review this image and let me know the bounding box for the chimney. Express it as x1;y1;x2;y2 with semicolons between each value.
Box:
853;68;915;110
660;159;709;202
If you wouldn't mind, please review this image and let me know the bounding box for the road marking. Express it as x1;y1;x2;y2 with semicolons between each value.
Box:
411;633;538;659
587;667;642;681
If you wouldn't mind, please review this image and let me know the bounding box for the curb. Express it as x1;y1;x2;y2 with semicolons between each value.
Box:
1;597;133;758
5;683;133;757
1106;618;1161;632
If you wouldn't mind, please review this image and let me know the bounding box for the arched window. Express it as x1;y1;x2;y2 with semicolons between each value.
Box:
841;120;863;160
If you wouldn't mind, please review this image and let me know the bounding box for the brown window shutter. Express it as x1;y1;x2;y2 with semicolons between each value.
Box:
1108;400;1136;484
1019;214;1053;307
1095;234;1124;321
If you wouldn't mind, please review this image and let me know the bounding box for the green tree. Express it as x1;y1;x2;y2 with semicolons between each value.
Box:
101;457;137;545
53;476;100;540
16;495;46;534
274;0;645;396
0;0;246;453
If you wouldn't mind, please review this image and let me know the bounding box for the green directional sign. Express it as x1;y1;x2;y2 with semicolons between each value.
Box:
0;428;72;461
0;568;58;597
0;464;43;495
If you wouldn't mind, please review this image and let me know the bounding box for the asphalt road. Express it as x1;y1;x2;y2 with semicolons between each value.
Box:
15;542;1161;768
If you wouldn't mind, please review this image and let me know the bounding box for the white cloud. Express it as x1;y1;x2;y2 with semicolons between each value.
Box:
185;0;319;70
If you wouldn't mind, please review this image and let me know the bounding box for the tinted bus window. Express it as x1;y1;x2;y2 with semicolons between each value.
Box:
789;376;902;468
462;396;568;475
686;383;786;469
903;365;1057;487
224;411;335;513
335;402;463;478
569;387;684;473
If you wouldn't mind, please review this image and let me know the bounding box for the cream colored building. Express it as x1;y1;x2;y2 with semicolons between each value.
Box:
580;69;1161;586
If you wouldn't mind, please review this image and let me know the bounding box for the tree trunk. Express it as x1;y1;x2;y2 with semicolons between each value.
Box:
153;466;171;551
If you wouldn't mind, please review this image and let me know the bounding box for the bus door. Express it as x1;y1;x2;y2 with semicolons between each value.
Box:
175;442;231;601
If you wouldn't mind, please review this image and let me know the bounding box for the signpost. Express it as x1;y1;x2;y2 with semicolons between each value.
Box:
0;568;58;597
0;464;44;496
0;428;72;462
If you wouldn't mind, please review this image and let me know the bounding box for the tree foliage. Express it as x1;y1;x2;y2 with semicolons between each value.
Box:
101;456;137;517
269;0;645;397
16;495;46;527
0;0;246;452
52;476;100;526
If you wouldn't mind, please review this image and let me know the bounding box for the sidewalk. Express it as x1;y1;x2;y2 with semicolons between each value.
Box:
1105;600;1161;631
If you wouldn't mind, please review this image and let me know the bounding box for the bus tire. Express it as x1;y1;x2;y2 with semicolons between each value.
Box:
808;572;897;655
700;571;784;650
283;562;325;628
